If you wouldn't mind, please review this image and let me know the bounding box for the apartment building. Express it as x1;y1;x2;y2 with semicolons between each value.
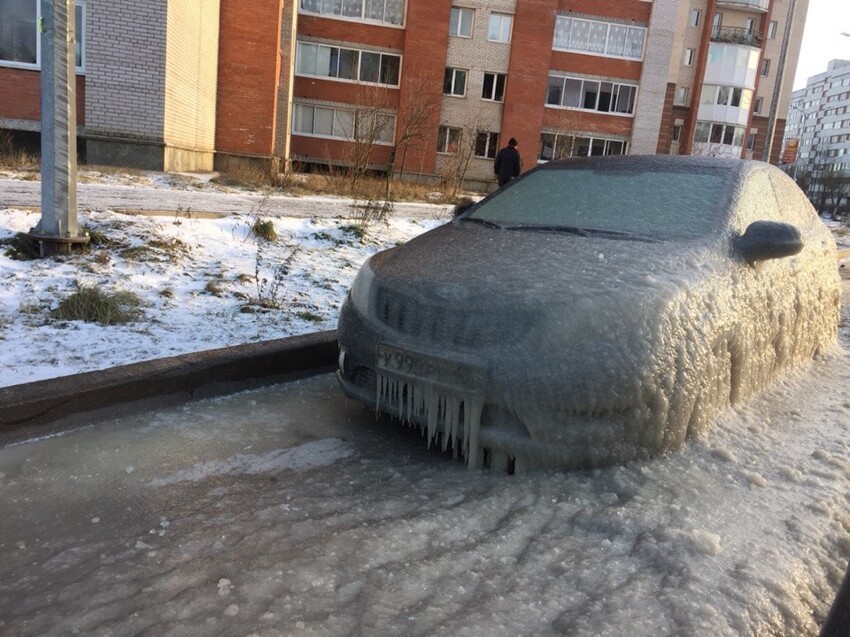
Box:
0;0;809;183
783;59;850;209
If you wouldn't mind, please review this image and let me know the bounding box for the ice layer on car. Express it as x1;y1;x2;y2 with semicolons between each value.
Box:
338;157;841;470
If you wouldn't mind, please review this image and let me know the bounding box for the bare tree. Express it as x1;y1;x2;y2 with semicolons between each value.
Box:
817;167;850;216
394;70;442;181
546;109;588;159
337;83;397;190
438;111;490;196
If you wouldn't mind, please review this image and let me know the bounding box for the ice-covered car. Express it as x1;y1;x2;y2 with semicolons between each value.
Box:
336;156;840;470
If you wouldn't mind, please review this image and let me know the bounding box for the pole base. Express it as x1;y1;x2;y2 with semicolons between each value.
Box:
22;232;90;257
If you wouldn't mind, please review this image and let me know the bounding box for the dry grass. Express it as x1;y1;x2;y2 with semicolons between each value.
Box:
51;286;142;325
0;130;39;171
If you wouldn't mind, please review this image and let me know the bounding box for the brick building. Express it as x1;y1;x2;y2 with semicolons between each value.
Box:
0;0;809;183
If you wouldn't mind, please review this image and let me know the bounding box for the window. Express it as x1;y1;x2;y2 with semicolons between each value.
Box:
694;121;746;147
690;9;701;27
546;74;637;115
700;84;753;110
299;0;405;26
539;132;627;160
744;17;755;33
293;103;396;144
449;7;473;37
683;48;695;67
437;125;462;153
675;86;689;105
672;124;682;142
761;58;771;77
553;16;646;60
488;13;512;42
296;42;401;86
475;132;499;159
713;13;723;30
0;0;86;71
481;72;506;101
443;67;467;96
747;131;757;151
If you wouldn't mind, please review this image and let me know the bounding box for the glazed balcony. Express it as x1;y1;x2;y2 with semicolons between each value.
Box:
711;26;763;48
715;0;770;12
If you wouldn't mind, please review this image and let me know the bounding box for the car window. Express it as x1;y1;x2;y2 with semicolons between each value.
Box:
465;165;735;240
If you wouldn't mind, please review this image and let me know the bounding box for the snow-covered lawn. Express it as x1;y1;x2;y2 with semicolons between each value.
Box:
0;201;445;388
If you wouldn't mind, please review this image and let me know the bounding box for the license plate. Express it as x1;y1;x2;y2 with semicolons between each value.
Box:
376;344;485;395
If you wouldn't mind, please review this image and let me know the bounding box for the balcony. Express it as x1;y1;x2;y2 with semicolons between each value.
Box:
716;0;770;12
711;26;763;48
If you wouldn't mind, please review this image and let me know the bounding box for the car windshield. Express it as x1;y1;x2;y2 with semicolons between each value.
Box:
463;164;735;240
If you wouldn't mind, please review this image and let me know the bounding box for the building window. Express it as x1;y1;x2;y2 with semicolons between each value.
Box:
700;84;753;109
488;13;512;42
539;133;627;160
754;96;763;113
768;20;778;39
292;103;396;144
449;7;473;37
672;124;683;142
683;48;695;67
690;9;701;27
0;0;86;71
443;67;467;96
296;42;401;86
299;0;405;26
552;16;646;60
475;132;499;159
694;121;746;147
761;58;771;77
437;125;462;154
546;74;637;115
481;72;506;101
745;17;756;33
713;13;723;30
675;86;689;105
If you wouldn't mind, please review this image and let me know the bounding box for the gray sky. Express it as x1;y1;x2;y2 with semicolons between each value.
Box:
793;0;850;89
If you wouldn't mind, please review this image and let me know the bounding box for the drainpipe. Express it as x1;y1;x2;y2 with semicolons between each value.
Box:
27;0;89;257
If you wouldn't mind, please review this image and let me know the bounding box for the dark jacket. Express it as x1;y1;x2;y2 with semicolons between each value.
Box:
494;145;521;185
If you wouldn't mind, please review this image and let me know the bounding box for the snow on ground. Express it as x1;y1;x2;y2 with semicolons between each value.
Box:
0;202;446;388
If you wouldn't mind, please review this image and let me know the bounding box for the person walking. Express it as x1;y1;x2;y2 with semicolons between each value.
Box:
494;137;521;187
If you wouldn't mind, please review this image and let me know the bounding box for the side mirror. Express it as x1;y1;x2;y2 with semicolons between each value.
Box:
736;220;803;263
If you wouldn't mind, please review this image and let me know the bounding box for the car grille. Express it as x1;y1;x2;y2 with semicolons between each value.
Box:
374;286;530;348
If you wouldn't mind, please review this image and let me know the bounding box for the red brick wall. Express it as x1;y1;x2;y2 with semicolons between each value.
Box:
502;0;557;172
557;0;652;23
290;134;393;166
550;51;642;82
655;83;676;154
297;14;404;49
541;108;633;138
0;67;86;125
216;0;283;156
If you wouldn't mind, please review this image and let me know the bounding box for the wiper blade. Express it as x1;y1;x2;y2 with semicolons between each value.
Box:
459;217;503;229
580;228;658;243
506;224;589;237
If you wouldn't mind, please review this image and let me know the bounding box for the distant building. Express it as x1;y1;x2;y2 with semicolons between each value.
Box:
783;59;850;212
0;0;810;186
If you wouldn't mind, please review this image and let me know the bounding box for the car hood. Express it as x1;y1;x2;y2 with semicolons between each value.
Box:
370;222;722;310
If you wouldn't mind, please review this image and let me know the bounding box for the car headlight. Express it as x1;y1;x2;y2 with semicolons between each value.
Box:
349;258;375;317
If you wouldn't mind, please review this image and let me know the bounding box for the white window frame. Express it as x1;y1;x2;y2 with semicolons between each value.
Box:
443;67;467;97
768;20;778;39
675;86;689;105
0;0;86;73
292;102;397;145
449;6;474;37
552;16;646;61
690;9;701;28
546;73;638;116
761;58;771;77
298;0;406;28
295;41;401;88
481;72;506;102
683;48;695;67
538;132;628;161
488;12;512;43
437;125;462;154
474;131;499;159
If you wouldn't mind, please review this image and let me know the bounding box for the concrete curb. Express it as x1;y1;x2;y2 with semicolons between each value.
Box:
0;330;338;441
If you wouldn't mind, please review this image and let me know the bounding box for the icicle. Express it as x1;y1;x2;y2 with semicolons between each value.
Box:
465;400;483;468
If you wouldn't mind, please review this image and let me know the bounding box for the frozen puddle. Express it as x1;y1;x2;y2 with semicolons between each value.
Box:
1;354;849;635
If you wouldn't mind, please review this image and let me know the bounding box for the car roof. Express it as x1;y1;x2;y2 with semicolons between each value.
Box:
541;154;755;177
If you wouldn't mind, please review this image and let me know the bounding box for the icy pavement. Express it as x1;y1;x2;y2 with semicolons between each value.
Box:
1;335;850;636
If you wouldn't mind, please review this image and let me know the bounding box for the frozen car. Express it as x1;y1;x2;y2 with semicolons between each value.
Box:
336;156;840;470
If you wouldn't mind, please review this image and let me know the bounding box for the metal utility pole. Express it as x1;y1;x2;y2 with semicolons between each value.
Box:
27;0;88;256
761;0;797;163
